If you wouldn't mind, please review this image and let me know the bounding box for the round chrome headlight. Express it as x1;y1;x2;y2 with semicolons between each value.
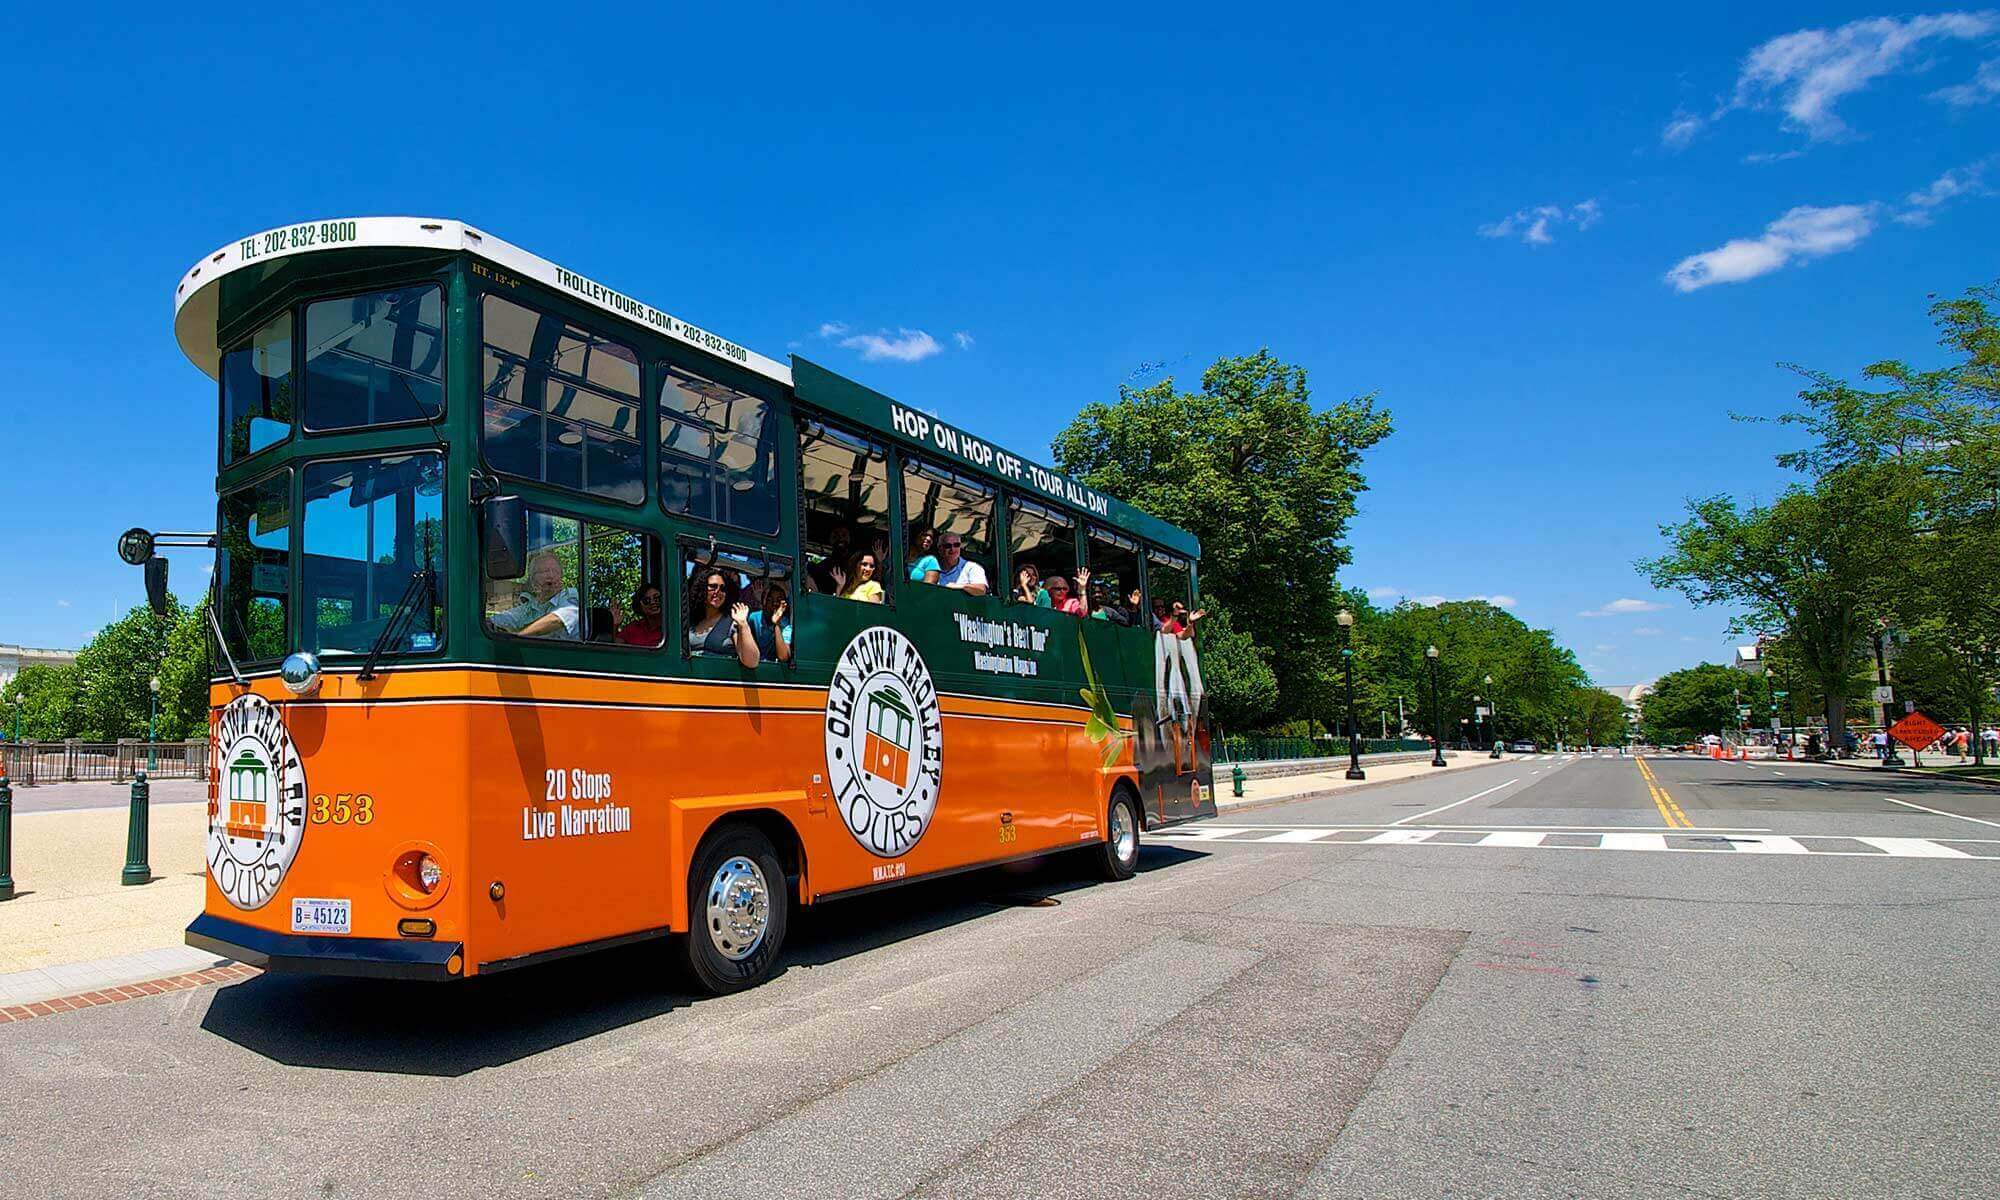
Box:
279;651;323;696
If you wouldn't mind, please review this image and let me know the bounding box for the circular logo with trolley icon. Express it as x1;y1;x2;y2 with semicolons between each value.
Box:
824;627;943;858
208;694;308;910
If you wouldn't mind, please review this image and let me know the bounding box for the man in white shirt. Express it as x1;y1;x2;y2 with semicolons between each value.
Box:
933;534;989;595
489;551;581;639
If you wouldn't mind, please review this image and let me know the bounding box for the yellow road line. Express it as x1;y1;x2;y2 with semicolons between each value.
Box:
1635;756;1692;828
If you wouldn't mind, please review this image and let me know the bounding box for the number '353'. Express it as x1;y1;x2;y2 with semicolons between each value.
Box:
309;794;375;825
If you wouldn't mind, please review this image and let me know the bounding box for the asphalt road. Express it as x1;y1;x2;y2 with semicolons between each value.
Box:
4;754;1996;1198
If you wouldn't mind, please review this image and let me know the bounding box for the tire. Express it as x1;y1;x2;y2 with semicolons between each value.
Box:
681;823;789;995
1093;788;1142;881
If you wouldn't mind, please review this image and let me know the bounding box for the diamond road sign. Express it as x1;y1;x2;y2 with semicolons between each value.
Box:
1889;711;1945;751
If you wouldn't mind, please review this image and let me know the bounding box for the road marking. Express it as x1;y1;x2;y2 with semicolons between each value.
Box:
1884;797;2000;829
1729;836;1809;855
1635;756;1693;828
1392;778;1519;825
1153;826;1996;861
1855;836;1972;859
1253;829;1338;843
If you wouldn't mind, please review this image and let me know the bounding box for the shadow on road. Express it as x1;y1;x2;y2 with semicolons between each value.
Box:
199;842;1207;1076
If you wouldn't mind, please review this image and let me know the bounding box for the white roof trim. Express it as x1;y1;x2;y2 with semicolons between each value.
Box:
172;216;791;386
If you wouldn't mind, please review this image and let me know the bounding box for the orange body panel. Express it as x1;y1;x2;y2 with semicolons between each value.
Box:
206;670;1131;975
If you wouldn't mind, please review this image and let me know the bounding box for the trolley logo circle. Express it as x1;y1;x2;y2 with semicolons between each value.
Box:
208;694;309;910
824;627;943;858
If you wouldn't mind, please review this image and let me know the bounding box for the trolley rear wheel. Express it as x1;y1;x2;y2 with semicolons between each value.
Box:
681;823;789;994
1092;787;1142;881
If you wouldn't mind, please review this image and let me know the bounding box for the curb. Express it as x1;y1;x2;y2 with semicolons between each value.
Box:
1214;755;1514;818
0;963;259;1025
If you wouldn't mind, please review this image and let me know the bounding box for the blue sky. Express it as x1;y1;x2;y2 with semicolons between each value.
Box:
0;3;1991;685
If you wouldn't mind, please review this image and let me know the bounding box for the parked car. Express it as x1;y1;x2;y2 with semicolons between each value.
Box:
1508;740;1539;753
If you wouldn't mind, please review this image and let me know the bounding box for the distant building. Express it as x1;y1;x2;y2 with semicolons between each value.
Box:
1732;644;1766;676
0;644;79;691
1601;682;1653;726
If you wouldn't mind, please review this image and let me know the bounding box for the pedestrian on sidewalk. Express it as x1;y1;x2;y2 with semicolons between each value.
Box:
1870;729;1890;763
1955;727;1972;763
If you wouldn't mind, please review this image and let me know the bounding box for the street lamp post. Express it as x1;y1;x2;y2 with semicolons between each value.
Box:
147;675;160;773
1336;610;1364;780
1872;629;1904;767
1484;674;1501;757
1425;645;1446;767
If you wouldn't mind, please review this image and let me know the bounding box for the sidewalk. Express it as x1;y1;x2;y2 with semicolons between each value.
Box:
1218;749;1515;813
0;801;219;1007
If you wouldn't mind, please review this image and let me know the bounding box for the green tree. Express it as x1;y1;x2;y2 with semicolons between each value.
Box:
0;662;86;741
1189;598;1279;733
1052;350;1392;725
1353;599;1590;746
1638;665;1749;744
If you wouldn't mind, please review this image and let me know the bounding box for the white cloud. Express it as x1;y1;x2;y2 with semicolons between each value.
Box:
1473;594;1519;610
1366;586;1403;600
1578;597;1669;617
1932;57;2000;105
838;328;943;364
1895;158;1996;225
1662;110;1707;148
953;331;975;350
1403;591;1515;609
1680;635;1701;643
56;599;70;608
1664;203;1877;292
1744;149;1806;164
1411;594;1449;607
1593;643;1617;654
1633;626;1664;637
1479;199;1602;245
815;321;849;339
1732;13;2000;140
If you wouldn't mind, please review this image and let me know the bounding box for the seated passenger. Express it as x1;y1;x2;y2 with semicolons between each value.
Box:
808;525;853;595
1013;563;1048;606
908;525;942;584
838;549;885;603
748;583;793;664
934;535;989;595
1167;600;1207;639
489;551;580;639
1090;580;1137;625
1046;572;1085;615
612;584;664;646
686;566;760;668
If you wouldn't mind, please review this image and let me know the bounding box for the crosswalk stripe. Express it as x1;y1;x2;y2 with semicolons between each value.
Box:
1855;836;1972;859
1150;826;1996;861
1730;836;1809;855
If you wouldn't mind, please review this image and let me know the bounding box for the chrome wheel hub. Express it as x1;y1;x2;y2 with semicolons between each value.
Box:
705;855;770;961
1111;801;1138;864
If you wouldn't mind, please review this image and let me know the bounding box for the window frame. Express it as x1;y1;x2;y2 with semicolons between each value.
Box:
900;453;996;594
213;464;296;667
656;355;785;537
676;537;797;670
298;282;450;436
217;307;297;471
476;290;647;509
1003;494;1080;611
796;413;898;608
481;503;663;651
296;449;449;661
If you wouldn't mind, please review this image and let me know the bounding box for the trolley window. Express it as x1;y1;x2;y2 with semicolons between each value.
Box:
659;363;781;534
220;311;294;465
302;285;446;432
481;294;644;504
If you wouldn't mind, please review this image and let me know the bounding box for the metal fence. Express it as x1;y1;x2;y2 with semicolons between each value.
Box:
1216;735;1433;763
0;740;208;785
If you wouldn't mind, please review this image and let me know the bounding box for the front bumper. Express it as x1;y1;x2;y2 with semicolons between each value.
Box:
187;913;463;981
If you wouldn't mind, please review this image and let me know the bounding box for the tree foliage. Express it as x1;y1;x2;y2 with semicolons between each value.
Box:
0;599;210;742
1052;350;1392;726
1639;664;1759;744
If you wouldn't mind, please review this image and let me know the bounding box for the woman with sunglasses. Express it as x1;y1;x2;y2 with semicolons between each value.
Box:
613;583;665;646
687;566;760;668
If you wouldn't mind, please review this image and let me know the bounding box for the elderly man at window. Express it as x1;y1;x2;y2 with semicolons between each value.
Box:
489;551;581;639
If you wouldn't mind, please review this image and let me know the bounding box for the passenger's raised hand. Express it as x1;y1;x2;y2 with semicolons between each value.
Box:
730;602;751;626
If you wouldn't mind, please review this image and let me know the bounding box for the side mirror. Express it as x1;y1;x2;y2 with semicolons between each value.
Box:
144;557;170;618
482;495;527;580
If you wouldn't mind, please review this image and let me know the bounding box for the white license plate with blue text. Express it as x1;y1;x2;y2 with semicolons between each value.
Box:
290;898;351;934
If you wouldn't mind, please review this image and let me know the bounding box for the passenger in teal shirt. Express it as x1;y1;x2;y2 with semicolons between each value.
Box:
908;524;942;583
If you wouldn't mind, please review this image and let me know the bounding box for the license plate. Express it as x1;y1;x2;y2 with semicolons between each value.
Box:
290;897;351;934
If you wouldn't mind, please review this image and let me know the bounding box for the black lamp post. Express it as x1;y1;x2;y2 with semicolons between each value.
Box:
1425;645;1446;767
1337;609;1364;780
1484;674;1501;757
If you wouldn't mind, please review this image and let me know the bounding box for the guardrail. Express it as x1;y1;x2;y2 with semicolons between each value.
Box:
0;740;208;786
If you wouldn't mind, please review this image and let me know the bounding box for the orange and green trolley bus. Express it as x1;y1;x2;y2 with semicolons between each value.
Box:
131;216;1215;993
